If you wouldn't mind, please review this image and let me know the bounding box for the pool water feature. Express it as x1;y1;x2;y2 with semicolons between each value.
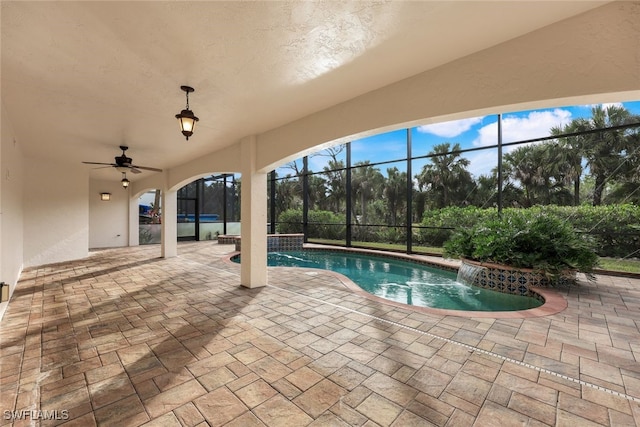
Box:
233;250;543;311
456;262;487;287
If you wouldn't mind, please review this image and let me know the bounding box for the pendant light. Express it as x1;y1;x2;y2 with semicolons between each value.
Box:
175;85;199;140
121;172;130;189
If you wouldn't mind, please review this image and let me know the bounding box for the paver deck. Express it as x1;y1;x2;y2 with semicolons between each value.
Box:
1;242;639;426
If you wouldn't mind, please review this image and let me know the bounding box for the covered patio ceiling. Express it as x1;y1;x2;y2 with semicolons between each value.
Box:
1;1;610;183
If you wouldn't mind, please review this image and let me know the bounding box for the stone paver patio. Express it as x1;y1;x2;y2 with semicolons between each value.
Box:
1;241;639;426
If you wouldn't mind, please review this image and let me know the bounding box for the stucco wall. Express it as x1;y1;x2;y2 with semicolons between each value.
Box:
132;143;242;195
23;157;89;267
89;178;129;249
0;101;24;318
255;1;640;172
128;3;640;194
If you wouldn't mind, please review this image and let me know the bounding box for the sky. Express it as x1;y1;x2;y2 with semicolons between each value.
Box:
287;100;640;178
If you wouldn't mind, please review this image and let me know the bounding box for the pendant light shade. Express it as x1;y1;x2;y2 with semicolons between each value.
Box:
176;86;199;140
121;172;130;189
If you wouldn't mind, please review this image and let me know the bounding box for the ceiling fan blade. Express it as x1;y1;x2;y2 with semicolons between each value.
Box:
132;165;163;173
92;166;114;170
83;161;115;166
129;167;142;174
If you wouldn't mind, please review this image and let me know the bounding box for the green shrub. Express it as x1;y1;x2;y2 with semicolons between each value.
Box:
444;209;599;284
419;204;640;258
275;209;304;234
417;206;497;246
280;204;639;261
377;227;406;244
541;204;640;258
277;209;345;240
352;224;379;243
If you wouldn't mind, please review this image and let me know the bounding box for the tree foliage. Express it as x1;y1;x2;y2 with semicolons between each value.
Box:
268;105;639;258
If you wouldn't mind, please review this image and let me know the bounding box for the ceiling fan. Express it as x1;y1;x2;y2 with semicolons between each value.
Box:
82;146;162;174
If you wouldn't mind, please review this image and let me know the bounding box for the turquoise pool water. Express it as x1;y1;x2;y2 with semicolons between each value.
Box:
233;250;543;311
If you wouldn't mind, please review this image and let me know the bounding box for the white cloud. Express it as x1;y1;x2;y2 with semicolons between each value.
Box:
417;117;484;138
465;149;498;178
473;109;573;148
588;102;623;109
468;110;575;179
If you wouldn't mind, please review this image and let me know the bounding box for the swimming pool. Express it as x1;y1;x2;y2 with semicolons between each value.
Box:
233;250;543;311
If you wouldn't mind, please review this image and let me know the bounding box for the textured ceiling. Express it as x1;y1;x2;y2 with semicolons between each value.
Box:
1;1;609;182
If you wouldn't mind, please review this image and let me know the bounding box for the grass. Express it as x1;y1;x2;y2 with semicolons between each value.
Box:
307;239;640;275
598;257;640;274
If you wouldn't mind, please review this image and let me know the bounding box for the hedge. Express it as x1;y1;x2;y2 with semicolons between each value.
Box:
276;205;640;258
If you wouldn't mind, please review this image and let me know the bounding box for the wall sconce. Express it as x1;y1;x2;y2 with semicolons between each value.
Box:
121;172;130;189
175;85;199;140
100;192;111;201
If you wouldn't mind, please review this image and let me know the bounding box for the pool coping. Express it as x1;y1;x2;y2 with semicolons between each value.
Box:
223;244;568;319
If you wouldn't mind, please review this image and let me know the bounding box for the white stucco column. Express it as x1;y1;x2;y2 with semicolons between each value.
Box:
129;196;139;246
240;135;268;288
161;189;177;258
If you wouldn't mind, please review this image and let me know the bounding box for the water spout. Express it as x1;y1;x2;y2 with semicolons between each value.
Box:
457;262;486;287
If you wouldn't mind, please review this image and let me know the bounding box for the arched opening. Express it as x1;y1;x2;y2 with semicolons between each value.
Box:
176;174;241;242
268;101;640;272
136;174;242;244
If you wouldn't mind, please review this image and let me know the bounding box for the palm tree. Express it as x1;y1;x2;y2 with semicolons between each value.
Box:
351;162;384;224
320;145;347;213
275;176;300;213
323;159;346;213
503;143;574;206
502;145;541;207
550;121;585;205
416;143;473;209
412;189;427;222
384;167;407;226
307;174;327;211
472;173;498;208
574;105;635;206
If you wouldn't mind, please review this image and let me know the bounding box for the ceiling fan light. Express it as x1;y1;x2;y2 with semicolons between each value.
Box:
121;172;130;189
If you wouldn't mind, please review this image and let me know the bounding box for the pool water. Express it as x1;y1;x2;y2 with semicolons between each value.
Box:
234;250;543;312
